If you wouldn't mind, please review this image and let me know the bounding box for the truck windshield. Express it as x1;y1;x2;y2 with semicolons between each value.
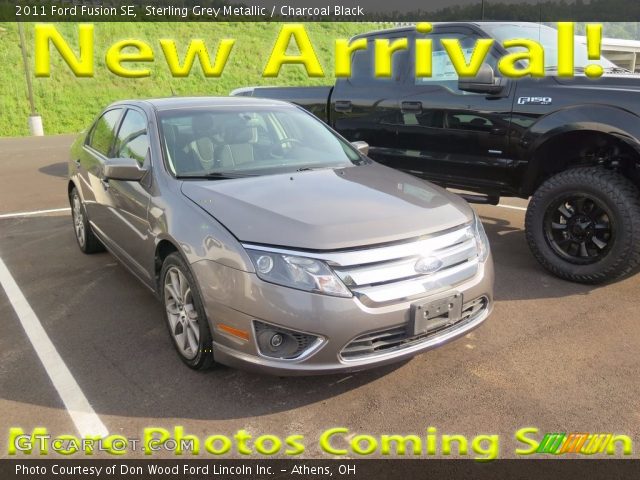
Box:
482;23;617;71
158;106;362;177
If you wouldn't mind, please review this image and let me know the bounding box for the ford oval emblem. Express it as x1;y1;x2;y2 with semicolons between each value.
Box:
415;256;444;275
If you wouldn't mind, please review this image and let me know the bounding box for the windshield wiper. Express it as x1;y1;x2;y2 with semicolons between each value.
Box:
176;172;255;180
295;166;341;172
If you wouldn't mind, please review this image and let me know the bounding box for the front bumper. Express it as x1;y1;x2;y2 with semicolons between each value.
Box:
191;254;494;376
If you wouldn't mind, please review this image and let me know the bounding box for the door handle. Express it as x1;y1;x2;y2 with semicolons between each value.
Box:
401;101;422;114
334;100;352;113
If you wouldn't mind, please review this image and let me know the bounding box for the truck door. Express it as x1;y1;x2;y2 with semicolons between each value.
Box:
330;35;409;165
394;27;515;194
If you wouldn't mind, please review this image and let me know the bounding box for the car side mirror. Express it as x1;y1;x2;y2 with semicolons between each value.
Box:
458;64;506;95
103;157;147;181
351;141;369;156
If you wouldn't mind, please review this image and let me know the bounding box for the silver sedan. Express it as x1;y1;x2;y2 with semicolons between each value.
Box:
68;96;494;374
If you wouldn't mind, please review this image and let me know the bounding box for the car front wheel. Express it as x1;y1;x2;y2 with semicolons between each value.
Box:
161;252;215;370
525;167;640;283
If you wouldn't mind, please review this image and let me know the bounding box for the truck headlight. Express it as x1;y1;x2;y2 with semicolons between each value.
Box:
246;249;352;298
471;213;490;262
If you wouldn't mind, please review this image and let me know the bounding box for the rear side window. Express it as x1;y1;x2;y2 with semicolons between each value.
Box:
414;32;500;94
115;109;149;165
349;39;408;85
88;109;122;156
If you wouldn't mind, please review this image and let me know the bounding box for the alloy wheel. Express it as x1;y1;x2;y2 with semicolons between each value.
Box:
72;193;86;248
544;194;614;265
164;266;201;360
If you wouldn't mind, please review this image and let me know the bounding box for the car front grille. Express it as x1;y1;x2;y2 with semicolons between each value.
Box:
330;225;479;305
340;296;488;361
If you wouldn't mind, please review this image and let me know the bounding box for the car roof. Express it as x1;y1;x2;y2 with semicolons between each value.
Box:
110;96;292;111
352;21;545;39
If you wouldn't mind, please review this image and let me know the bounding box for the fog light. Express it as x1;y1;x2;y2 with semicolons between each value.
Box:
254;321;319;359
270;333;284;348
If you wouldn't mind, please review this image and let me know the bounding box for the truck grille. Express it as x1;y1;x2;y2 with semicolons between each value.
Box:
341;296;488;360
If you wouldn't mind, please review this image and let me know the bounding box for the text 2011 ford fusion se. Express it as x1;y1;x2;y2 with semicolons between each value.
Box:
67;96;494;374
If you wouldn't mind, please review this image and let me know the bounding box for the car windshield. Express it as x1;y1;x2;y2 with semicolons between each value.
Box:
158;106;362;178
483;23;618;71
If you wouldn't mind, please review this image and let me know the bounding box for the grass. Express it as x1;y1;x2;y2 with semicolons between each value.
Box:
0;22;379;137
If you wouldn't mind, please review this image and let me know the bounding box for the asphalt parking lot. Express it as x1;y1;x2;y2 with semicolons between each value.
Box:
1;135;639;459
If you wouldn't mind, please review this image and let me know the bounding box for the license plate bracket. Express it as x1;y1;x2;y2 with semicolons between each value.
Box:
410;293;463;336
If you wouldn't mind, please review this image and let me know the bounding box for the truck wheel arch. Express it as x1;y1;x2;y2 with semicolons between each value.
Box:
521;106;640;195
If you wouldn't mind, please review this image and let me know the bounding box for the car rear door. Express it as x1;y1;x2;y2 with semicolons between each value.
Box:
77;107;123;233
330;33;409;165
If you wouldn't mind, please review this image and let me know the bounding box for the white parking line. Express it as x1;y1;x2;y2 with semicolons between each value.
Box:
497;204;527;212
0;257;108;437
0;207;71;219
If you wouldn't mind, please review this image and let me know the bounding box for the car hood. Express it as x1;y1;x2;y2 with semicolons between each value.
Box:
180;163;473;251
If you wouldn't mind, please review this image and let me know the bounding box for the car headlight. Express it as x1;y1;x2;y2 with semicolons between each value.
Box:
471;213;490;262
246;249;352;298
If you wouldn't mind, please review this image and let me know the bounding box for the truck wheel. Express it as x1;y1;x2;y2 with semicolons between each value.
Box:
525;167;640;284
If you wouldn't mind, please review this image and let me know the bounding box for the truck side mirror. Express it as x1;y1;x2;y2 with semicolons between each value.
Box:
458;65;506;95
351;141;369;156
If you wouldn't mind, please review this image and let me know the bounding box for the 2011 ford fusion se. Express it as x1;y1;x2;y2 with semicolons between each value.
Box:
67;96;494;374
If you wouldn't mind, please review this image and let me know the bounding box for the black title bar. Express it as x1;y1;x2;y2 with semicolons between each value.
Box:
3;0;640;21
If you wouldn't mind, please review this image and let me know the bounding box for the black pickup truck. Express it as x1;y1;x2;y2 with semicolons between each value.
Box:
232;22;640;284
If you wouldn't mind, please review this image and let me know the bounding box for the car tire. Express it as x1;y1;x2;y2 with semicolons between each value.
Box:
525;167;640;284
160;252;215;370
69;186;104;254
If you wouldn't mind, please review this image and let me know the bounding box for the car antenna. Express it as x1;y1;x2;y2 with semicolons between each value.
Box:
170;86;177;97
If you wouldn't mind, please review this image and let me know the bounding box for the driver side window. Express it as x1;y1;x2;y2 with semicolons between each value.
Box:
414;33;499;95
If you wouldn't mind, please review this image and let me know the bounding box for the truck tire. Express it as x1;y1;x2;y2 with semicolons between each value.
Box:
525;167;640;284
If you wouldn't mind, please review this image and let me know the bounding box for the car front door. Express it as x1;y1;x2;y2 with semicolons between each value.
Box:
99;107;155;282
394;27;515;194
